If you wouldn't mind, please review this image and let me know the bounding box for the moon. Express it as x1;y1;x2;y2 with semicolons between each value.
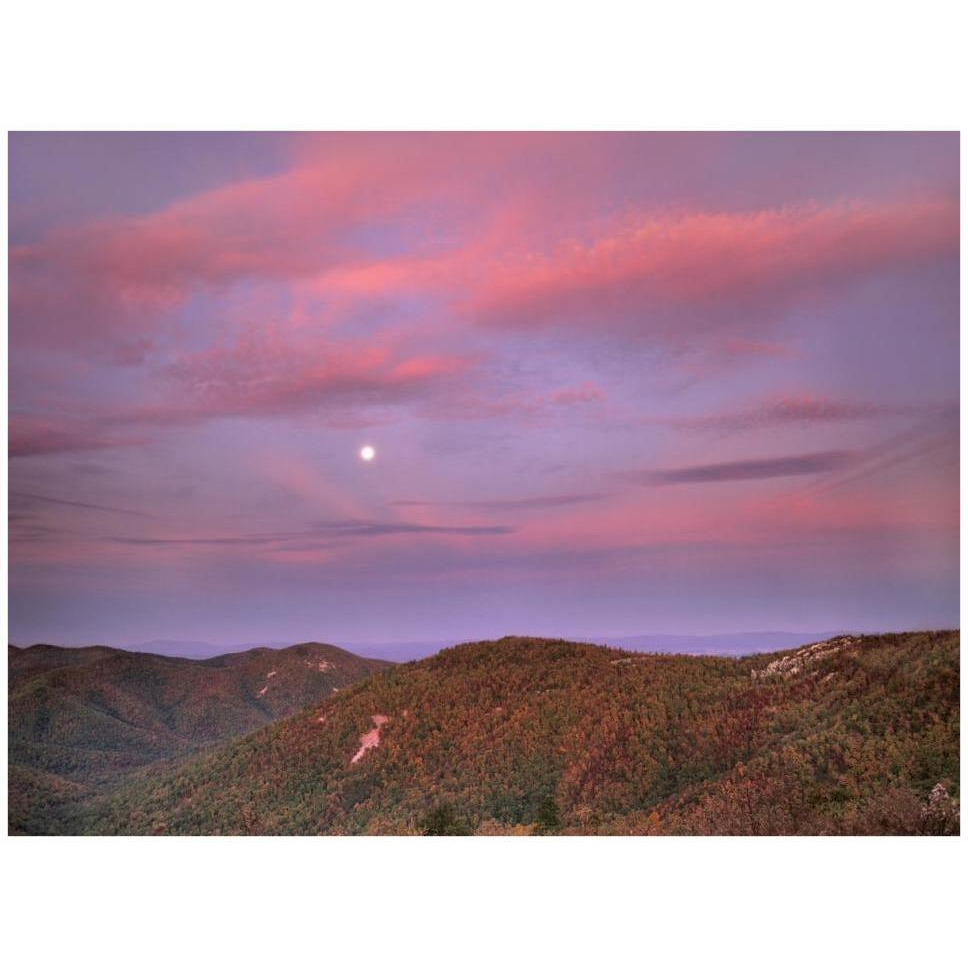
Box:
359;445;376;462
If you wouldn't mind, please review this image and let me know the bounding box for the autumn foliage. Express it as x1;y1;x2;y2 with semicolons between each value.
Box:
17;630;956;836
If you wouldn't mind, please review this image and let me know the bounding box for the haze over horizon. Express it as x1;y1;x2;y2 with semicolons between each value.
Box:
9;132;959;646
10;628;881;664
9;626;865;656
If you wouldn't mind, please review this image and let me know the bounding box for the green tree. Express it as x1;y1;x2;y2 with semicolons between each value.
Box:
535;796;562;834
421;803;472;836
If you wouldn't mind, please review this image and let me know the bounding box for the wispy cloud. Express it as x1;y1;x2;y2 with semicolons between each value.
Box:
9;336;478;458
10;490;158;519
663;395;933;435
158;331;475;423
307;520;513;537
109;518;515;548
636;451;854;485
390;493;606;512
9;415;146;458
111;536;275;547
793;413;959;496
472;199;958;346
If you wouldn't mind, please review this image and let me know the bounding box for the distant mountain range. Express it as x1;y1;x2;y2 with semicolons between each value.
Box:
120;639;295;659
110;638;454;661
109;630;853;662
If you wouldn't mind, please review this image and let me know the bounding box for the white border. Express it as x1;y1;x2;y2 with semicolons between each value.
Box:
2;3;965;966
2;1;965;130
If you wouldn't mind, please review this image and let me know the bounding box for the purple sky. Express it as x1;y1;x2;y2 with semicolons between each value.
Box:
8;132;959;646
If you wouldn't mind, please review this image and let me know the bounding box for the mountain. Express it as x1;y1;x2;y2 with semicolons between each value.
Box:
8;642;391;833
8;643;120;687
337;631;856;661
123;639;293;659
17;630;857;665
66;630;958;836
118;638;456;662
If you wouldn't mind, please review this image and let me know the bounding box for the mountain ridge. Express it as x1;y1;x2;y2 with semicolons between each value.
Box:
8;641;392;834
49;629;959;836
11;628;866;663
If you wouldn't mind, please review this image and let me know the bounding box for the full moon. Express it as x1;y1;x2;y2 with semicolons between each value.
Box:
359;445;376;462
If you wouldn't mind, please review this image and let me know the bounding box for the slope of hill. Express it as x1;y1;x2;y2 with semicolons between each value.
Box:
69;630;959;836
8;642;391;833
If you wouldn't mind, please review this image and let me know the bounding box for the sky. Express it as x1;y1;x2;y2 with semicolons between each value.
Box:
7;132;960;646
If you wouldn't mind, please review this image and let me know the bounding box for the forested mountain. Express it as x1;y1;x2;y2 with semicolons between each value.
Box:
49;630;958;836
8;642;391;833
9;643;120;688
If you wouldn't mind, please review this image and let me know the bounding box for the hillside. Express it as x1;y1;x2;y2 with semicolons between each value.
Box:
9;643;120;688
67;630;959;836
8;642;391;833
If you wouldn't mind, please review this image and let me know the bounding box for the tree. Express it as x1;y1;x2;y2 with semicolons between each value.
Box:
535;796;562;834
420;803;471;836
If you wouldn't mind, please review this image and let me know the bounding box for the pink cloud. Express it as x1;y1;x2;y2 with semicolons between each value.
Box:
9;415;145;458
5;134;725;360
417;379;607;424
507;477;948;570
8;139;486;356
665;393;932;434
549;382;606;406
9;138;959;467
157;328;474;421
11;131;957;374
9;329;477;457
469;198;958;341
